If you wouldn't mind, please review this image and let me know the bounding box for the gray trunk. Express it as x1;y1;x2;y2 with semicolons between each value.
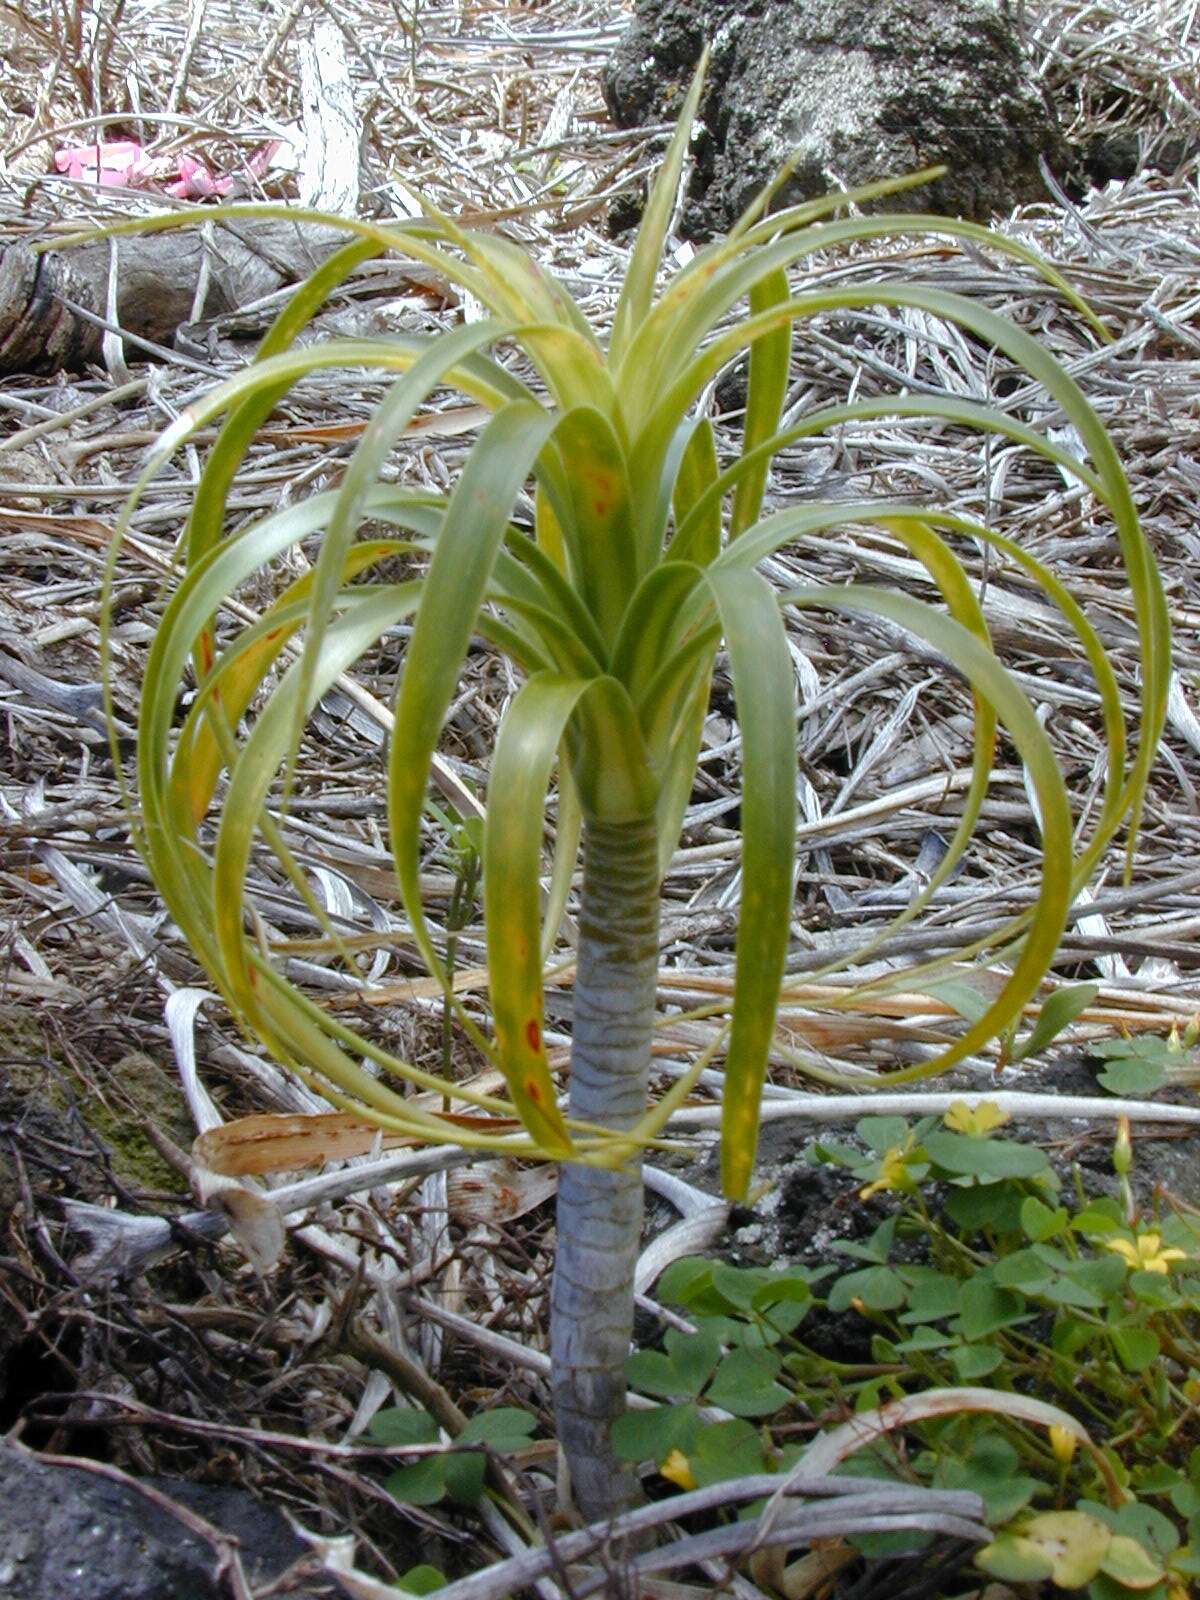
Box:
551;813;660;1522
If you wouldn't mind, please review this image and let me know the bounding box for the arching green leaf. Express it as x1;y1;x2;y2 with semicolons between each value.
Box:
780;584;1073;1084
484;673;592;1153
388;403;557;989
730;267;790;540
609;57;707;367
702;567;797;1199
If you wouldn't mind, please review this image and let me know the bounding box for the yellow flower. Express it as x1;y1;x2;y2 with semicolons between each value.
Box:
943;1100;1011;1137
659;1450;696;1490
1104;1232;1187;1275
859;1142;918;1201
1048;1424;1078;1465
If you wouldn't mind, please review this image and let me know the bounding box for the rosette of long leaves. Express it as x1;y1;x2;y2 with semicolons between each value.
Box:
96;66;1167;1516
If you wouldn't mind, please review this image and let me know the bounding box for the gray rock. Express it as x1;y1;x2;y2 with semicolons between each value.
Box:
0;1442;327;1600
604;0;1069;238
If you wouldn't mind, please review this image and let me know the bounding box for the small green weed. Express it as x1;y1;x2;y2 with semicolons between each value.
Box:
616;1101;1200;1598
931;977;1101;1069
369;1404;537;1508
1088;1017;1200;1098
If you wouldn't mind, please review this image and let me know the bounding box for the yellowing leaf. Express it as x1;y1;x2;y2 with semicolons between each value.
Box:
1100;1536;1166;1590
976;1532;1055;1585
1018;1511;1111;1589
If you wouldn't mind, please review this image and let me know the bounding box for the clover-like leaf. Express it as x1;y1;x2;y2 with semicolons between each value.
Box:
705;1347;791;1417
611;1402;698;1465
442;1450;488;1507
394;1564;446;1594
1108;1323;1161;1373
994;1512;1111;1589
1022;1195;1070;1241
953;1278;1031;1340
688;1419;768;1487
856;1115;914;1155
924;1129;1049;1180
979;1510;1113;1587
1099;1535;1167;1590
709;1261;779;1310
893;1325;954;1353
833;1218;898;1265
458;1408;538;1449
657;1257;717;1307
370;1408;440;1447
936;1432;1038;1524
944;1182;1025;1233
898;1270;963;1323
1097;1058;1169;1096
828;1265;907;1313
994;1246;1056;1292
626;1327;722;1399
950;1340;1003;1380
385;1457;448;1508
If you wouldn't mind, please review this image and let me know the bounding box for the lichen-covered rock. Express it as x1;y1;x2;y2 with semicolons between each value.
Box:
0;1442;324;1600
603;0;1070;238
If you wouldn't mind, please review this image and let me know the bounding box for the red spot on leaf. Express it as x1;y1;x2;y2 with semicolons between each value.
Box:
525;1018;541;1053
583;466;617;524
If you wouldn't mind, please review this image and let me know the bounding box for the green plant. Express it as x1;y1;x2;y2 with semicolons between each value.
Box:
621;1106;1200;1597
94;63;1169;1519
932;978;1100;1068
369;1404;538;1509
1090;1019;1200;1097
394;1564;447;1596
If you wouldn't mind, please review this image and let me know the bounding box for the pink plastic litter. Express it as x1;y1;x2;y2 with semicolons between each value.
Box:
164;154;231;200
52;137;283;199
53;140;160;187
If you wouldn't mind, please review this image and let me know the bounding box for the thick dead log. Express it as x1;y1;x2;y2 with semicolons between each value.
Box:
0;217;398;375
